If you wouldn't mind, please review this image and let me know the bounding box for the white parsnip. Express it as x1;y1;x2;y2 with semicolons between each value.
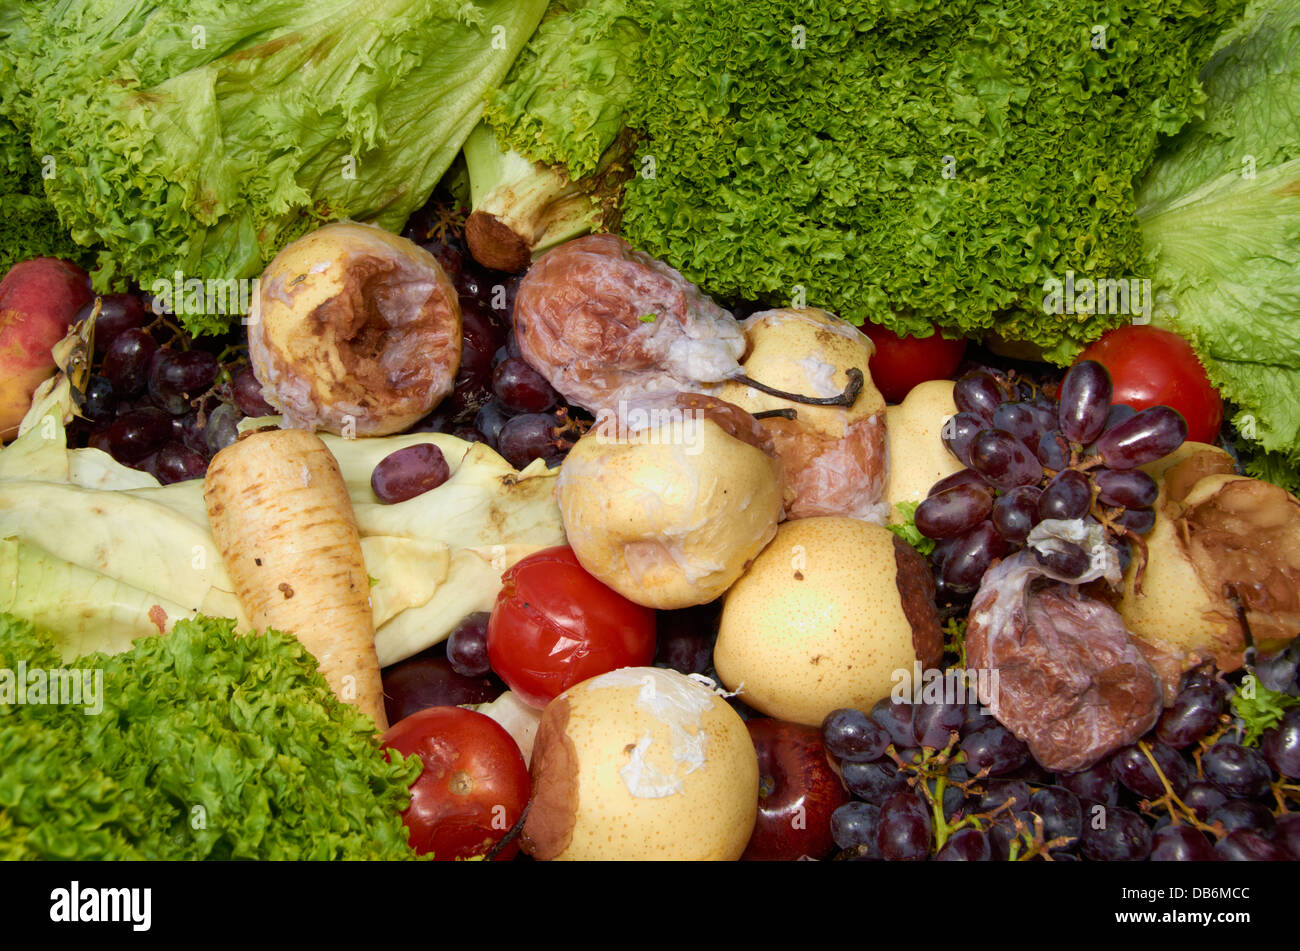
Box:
204;428;387;730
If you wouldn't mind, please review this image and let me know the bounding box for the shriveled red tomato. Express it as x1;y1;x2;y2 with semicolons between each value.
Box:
1077;325;1223;444
380;706;530;861
487;545;656;709
858;322;967;404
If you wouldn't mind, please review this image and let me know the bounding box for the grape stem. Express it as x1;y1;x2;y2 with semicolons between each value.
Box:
1135;739;1222;838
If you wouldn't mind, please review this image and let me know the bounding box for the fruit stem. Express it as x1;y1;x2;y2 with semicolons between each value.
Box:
734;368;864;407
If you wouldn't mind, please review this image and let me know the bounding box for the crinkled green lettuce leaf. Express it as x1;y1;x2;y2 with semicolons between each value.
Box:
0;612;422;860
615;0;1243;359
0;0;548;335
1137;0;1300;487
483;0;645;180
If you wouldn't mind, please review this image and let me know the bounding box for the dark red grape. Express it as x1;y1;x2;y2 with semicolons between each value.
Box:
1036;429;1070;471
915;483;993;540
101;328;157;397
230;365;276;418
934;826;991;861
492;357;557;414
1037;468;1092;521
88;293;148;356
912;701;966;750
927;469;988;498
1261;708;1300;777
940;521;1007;591
1209;799;1275;838
1181;781;1228;820
978;779;1033;813
1103;403;1136;431
1031;540;1090;579
82;375;116;423
823;708;891;763
149;348;219;415
1058;360;1112;444
1113;507;1156;535
1093;405;1188;469
953;369;1004;423
990;485;1041;544
1155;686;1222;748
1110;743;1188;799
107;406;172;463
942;412;987;466
968;429;1041;490
1215;829;1288;861
419;237;464;285
1093;468;1158;509
877;790;932;861
1080;806;1152;861
1060;760;1120;806
204;403;240;456
869;698;917;748
496;413;561;470
380;653;504;724
992;401;1054;451
831;801;882;854
1202;741;1272;799
148;441;207;483
960;722;1029;776
445;612;491;678
371;443;451;503
1029;785;1082;846
841;759;910;805
1275;813;1300;859
1150;825;1216;861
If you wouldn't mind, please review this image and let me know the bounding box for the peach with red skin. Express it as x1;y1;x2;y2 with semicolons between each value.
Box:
0;257;93;440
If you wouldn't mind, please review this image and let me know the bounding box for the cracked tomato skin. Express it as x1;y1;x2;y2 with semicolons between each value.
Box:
487;545;657;709
380;706;530;861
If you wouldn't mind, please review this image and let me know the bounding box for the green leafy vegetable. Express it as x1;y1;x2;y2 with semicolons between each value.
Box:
614;0;1242;360
0;612;422;859
1137;0;1300;486
0;117;91;275
483;0;644;180
887;502;936;557
1230;672;1300;747
0;0;549;335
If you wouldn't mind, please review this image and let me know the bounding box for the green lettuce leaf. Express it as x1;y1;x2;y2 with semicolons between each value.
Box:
483;0;645;179
0;612;422;860
0;0;548;335
1137;0;1300;481
616;0;1242;357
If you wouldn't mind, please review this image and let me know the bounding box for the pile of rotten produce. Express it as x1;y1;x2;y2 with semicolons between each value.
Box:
2;208;1299;862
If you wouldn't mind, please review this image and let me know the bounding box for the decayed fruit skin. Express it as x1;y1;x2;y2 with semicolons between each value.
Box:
249;221;461;437
1121;445;1300;672
520;667;758;861
717;308;889;521
713;517;943;727
555;394;784;610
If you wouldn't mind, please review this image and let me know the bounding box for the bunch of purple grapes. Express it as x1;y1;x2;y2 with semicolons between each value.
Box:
403;221;584;472
71;294;274;485
821;655;1300;861
918;361;1188;595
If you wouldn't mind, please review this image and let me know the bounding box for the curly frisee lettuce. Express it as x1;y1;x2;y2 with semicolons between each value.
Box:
0;613;423;860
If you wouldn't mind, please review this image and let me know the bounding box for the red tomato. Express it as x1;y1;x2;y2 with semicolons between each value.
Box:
487;545;657;709
1077;326;1223;445
858;322;967;404
380;706;530;861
